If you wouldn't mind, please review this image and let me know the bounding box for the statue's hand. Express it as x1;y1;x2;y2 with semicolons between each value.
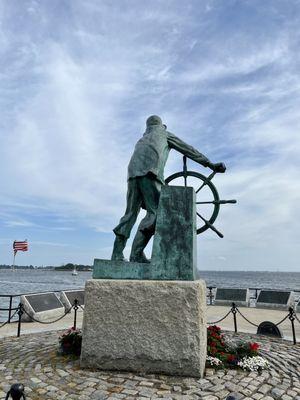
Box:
210;162;226;173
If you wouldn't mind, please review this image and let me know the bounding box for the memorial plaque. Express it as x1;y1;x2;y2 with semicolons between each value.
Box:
21;292;65;322
65;290;84;306
25;293;63;312
60;290;85;311
257;290;290;305
214;288;249;307
60;289;84;309
256;290;294;310
257;321;282;338
216;288;247;302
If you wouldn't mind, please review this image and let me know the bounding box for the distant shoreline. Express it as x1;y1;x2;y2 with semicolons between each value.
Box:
0;266;299;273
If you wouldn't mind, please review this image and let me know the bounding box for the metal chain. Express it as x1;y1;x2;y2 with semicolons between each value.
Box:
275;313;289;326
236;306;291;328
236;308;259;327
21;306;73;324
294;312;300;324
0;309;19;329
209;305;293;329
207;309;232;325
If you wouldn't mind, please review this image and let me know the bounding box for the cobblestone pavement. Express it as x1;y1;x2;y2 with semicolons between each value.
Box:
0;330;299;400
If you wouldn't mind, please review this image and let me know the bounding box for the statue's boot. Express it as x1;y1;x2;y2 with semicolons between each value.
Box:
111;234;127;261
129;230;151;263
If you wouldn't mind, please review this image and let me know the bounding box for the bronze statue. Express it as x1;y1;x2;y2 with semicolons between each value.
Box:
111;115;226;263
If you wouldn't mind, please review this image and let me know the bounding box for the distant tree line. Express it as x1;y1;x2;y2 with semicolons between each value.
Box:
0;264;93;270
0;264;37;269
55;263;92;271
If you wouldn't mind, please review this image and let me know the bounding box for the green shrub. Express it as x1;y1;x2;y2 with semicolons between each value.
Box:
59;327;82;356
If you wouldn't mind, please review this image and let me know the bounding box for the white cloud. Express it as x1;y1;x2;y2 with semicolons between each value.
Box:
0;0;299;269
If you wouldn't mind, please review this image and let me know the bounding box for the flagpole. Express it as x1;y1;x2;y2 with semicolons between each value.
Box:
12;251;16;272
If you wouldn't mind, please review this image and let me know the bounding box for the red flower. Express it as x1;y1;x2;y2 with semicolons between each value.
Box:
227;354;235;362
249;342;259;352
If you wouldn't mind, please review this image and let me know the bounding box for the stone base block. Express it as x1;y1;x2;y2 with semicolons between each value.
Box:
80;279;207;377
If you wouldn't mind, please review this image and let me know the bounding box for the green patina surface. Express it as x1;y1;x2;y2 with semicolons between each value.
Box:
93;259;192;280
151;185;197;279
93;186;197;281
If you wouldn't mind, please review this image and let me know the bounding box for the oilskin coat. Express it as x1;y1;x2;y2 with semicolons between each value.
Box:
114;124;210;239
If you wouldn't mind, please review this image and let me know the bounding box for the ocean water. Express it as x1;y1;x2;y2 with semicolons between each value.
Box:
0;269;299;321
198;270;300;291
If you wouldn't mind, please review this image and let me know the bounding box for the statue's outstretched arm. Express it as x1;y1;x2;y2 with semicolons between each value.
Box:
167;132;226;173
167;132;211;167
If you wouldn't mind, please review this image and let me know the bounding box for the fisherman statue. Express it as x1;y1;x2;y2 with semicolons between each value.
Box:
111;115;226;263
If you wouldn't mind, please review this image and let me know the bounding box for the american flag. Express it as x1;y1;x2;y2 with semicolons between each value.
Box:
13;240;28;255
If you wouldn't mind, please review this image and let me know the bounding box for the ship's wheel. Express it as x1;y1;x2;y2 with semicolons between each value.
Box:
165;156;236;238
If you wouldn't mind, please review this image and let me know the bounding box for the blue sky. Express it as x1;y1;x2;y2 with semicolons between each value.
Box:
0;0;300;270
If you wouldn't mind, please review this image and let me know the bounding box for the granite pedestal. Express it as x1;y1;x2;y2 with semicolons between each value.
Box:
80;279;207;377
81;186;207;377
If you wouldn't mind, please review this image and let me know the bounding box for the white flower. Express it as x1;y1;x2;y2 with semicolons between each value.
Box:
238;356;270;372
206;356;223;366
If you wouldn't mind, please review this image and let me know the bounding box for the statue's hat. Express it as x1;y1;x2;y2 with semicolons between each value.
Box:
146;115;162;126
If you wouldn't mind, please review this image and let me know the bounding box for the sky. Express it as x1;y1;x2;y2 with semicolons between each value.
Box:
0;0;300;271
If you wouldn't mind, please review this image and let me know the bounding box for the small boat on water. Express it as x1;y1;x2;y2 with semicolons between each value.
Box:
72;266;78;276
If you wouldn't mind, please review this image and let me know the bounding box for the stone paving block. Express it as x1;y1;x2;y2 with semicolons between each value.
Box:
91;390;110;399
252;394;264;400
258;383;271;394
1;330;300;400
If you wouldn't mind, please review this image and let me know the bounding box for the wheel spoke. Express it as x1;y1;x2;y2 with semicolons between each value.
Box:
196;212;224;238
220;199;237;204
183;156;187;187
196;201;216;205
195;171;216;193
196;199;237;205
195;182;206;193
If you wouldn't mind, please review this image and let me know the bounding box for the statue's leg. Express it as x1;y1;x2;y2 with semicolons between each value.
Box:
111;179;142;261
111;235;128;261
129;230;152;263
129;176;161;263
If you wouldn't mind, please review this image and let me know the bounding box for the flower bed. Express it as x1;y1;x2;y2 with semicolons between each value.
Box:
58;327;82;356
206;325;269;371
